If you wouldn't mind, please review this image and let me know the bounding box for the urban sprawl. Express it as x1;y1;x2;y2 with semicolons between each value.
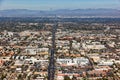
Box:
0;18;120;80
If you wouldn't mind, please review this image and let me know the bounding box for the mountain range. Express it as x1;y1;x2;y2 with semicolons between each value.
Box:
0;9;120;17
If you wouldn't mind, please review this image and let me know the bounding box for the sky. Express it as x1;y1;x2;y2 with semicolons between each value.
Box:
0;0;120;10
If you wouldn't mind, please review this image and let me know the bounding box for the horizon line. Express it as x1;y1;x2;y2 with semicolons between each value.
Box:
0;8;120;11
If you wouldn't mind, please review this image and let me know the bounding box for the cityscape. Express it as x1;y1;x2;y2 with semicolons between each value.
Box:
0;17;120;80
0;0;120;80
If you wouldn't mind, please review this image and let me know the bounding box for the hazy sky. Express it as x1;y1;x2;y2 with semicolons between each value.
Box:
0;0;120;10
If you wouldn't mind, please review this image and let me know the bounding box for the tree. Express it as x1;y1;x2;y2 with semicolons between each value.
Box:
17;74;22;80
1;74;6;80
64;75;71;80
82;77;87;80
72;76;77;80
102;77;108;80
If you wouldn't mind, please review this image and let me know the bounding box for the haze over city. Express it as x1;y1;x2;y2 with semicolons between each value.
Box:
0;0;120;10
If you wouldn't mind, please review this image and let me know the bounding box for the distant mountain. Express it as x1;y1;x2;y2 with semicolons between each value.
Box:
0;9;120;17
